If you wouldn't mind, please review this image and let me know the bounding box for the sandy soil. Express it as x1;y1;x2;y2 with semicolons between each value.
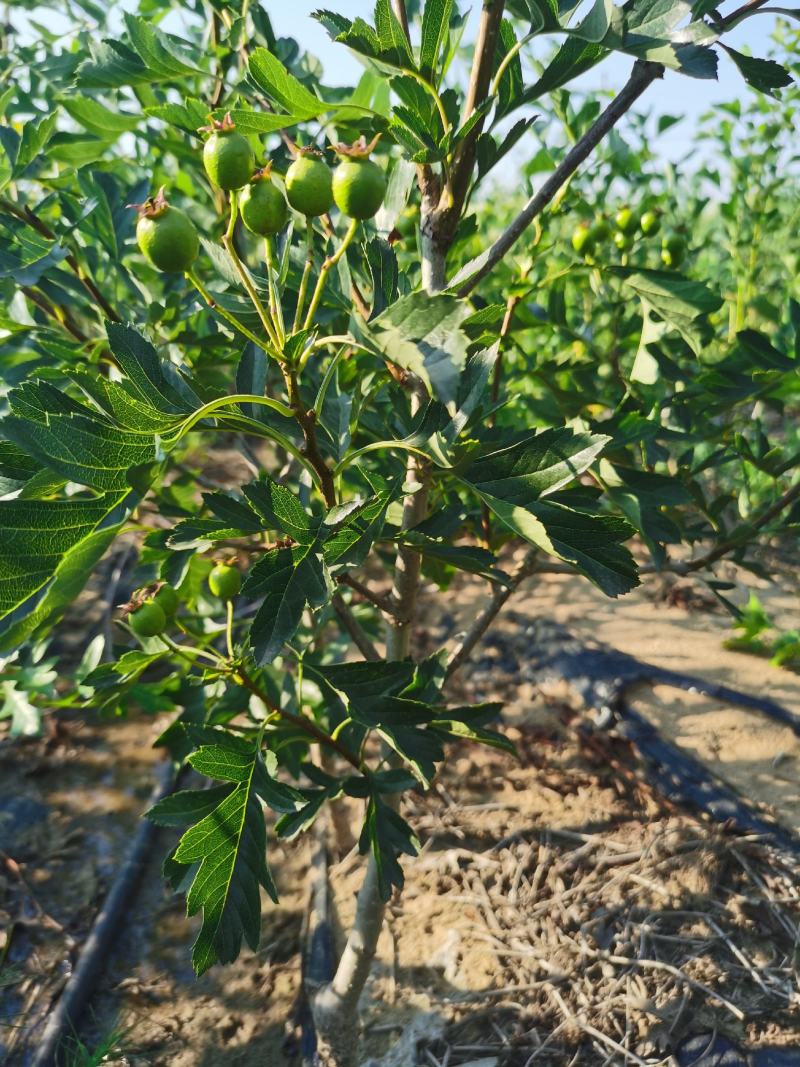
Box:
504;568;800;830
2;564;799;1065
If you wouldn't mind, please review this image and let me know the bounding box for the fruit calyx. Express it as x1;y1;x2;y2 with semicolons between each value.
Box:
331;134;381;160
294;145;325;160
127;186;170;220
249;163;274;183
198;111;238;136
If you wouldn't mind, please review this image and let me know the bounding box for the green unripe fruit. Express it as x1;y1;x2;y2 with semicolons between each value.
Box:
129;599;167;638
239;173;288;235
286;154;333;217
134;191;199;274
333;158;386;220
661;232;686;267
614;230;634;252
208;564;241;600
202;117;255;191
589;219;611;243
571;224;594;255
640;210;661;236
615;207;637;234
597;362;614;380
153;584;179;618
396;203;419;240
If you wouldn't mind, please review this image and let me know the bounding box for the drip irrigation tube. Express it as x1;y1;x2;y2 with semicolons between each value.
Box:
30;760;177;1067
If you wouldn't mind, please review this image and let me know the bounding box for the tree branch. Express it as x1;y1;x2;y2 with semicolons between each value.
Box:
445;548;537;680
392;0;411;42
448;0;507;216
331;594;381;662
236;666;362;770
456;60;664;297
337;573;396;615
680;480;800;574
1;198;121;323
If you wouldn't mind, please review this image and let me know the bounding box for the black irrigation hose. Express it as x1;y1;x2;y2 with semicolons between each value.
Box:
618;696;800;856
533;627;800;854
30;760;177;1067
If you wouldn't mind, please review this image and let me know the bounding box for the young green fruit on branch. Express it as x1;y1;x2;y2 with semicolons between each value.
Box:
286;149;333;217
201;113;255;191
661;232;687;267
153;583;179;618
640;210;661;236
128;599;167;638
131;188;199;273
332;135;386;220
589;219;611;243
615;206;638;235
571;222;593;255
239;166;288;235
208;563;241;600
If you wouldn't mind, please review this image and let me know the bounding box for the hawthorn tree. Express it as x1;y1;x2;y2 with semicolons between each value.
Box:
0;1;798;1064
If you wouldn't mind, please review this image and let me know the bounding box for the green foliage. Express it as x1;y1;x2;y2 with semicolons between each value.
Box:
724;593;800;670
0;0;797;983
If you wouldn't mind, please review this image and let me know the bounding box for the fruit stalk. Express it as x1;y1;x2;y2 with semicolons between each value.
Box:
222;191;283;353
264;236;285;345
293;218;316;333
185;269;266;349
303;218;359;332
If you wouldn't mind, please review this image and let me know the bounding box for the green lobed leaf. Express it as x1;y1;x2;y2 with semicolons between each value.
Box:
459;427;610;503
721;46;794;96
368;292;472;406
247;48;327;118
359;793;420;899
0;491;136;650
244;541;329;664
420;0;455;82
175;740;281;975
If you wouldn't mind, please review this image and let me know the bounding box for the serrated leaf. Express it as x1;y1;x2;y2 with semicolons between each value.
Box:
123;13;200;80
420;0;455;81
242;478;314;544
247;48;326;118
174;740;284;975
359;793;420;899
3;384;156;492
460;428;609;502
147;786;235;827
145;98;208;134
722;46;794;95
60;96;140;136
0;490;136;650
209;108;307;134
244;542;329;664
611;267;722;356
368;292;471;406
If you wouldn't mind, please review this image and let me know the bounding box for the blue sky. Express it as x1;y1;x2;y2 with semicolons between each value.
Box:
15;1;788;161
267;2;787;159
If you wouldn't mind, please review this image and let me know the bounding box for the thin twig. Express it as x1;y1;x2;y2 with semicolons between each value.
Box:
237;666;361;768
456;61;664;297
392;0;411;42
331;594;381;662
448;0;508;220
0;198;120;323
444;548;537;679
337;573;396;615
680;480;800;573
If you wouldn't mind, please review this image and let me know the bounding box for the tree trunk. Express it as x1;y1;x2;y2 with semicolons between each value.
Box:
310;177;447;1067
311;859;386;1066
